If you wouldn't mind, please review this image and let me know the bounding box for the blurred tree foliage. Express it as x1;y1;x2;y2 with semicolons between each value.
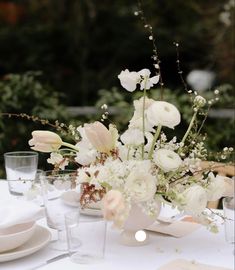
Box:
0;0;234;105
0;71;68;176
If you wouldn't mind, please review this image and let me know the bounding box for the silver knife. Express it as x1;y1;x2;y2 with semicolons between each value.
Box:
29;253;69;270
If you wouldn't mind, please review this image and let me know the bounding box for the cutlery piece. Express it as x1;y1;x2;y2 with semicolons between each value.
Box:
29;253;69;270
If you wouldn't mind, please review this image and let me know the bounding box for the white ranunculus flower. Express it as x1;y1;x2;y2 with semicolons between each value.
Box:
120;128;144;146
146;101;181;129
129;97;155;132
153;149;182;172
182;185;208;215
118;69;140;92
125;169;157;202
206;172;226;201
138;68;160;90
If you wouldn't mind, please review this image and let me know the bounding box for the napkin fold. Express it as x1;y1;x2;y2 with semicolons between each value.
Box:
0;198;44;229
158;259;232;270
147;217;200;238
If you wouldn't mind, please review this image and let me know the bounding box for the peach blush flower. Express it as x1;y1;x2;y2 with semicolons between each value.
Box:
102;190;128;228
29;131;62;153
84;121;114;154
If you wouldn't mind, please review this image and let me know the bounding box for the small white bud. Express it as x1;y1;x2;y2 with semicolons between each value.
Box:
193;95;206;108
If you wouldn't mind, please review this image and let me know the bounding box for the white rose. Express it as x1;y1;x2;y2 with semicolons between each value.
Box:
206;173;226;201
146;101;181;129
153;149;182;172
138;68;160;90
120;128;144;146
118;69;140;92
182;185;208;214
125;170;157;202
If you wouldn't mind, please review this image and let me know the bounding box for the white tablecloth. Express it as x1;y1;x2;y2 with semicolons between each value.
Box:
0;180;234;270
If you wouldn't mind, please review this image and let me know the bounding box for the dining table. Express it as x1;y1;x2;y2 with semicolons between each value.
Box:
0;180;234;270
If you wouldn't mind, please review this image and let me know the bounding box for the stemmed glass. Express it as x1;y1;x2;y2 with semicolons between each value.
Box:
40;170;80;250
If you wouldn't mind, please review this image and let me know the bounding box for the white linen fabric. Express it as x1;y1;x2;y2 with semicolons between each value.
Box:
0;198;44;229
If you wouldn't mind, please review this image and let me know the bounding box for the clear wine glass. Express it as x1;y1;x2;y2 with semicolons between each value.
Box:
40;170;80;251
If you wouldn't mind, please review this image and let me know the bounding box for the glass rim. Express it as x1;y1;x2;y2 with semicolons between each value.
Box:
4;151;38;158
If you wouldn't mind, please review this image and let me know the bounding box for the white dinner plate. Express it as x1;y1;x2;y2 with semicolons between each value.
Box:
0;225;51;262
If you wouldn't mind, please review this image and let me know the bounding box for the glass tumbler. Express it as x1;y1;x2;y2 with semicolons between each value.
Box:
4;151;38;196
41;170;80;251
65;211;107;264
223;197;235;244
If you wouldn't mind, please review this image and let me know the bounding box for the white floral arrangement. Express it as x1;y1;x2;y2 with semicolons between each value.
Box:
27;4;234;231
28;67;234;231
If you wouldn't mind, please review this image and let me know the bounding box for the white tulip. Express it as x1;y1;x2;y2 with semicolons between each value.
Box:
146;101;181;129
29;130;62;153
153;149;182;172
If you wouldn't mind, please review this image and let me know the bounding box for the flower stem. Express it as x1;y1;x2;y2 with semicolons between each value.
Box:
61;142;79;152
181;111;197;144
141;85;147;159
148;125;162;159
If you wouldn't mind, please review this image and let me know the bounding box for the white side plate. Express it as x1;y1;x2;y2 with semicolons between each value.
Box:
0;225;51;262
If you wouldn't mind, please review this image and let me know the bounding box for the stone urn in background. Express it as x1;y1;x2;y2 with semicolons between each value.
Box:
120;203;161;246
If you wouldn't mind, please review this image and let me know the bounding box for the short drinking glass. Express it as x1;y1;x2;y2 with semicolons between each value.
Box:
65;211;107;264
223;197;235;244
41;170;80;251
4;151;38;196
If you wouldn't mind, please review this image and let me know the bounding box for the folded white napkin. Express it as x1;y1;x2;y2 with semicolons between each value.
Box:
0;199;44;229
158;259;232;270
147;216;201;238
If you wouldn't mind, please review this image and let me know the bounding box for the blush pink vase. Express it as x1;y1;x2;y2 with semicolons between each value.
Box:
120;202;161;246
